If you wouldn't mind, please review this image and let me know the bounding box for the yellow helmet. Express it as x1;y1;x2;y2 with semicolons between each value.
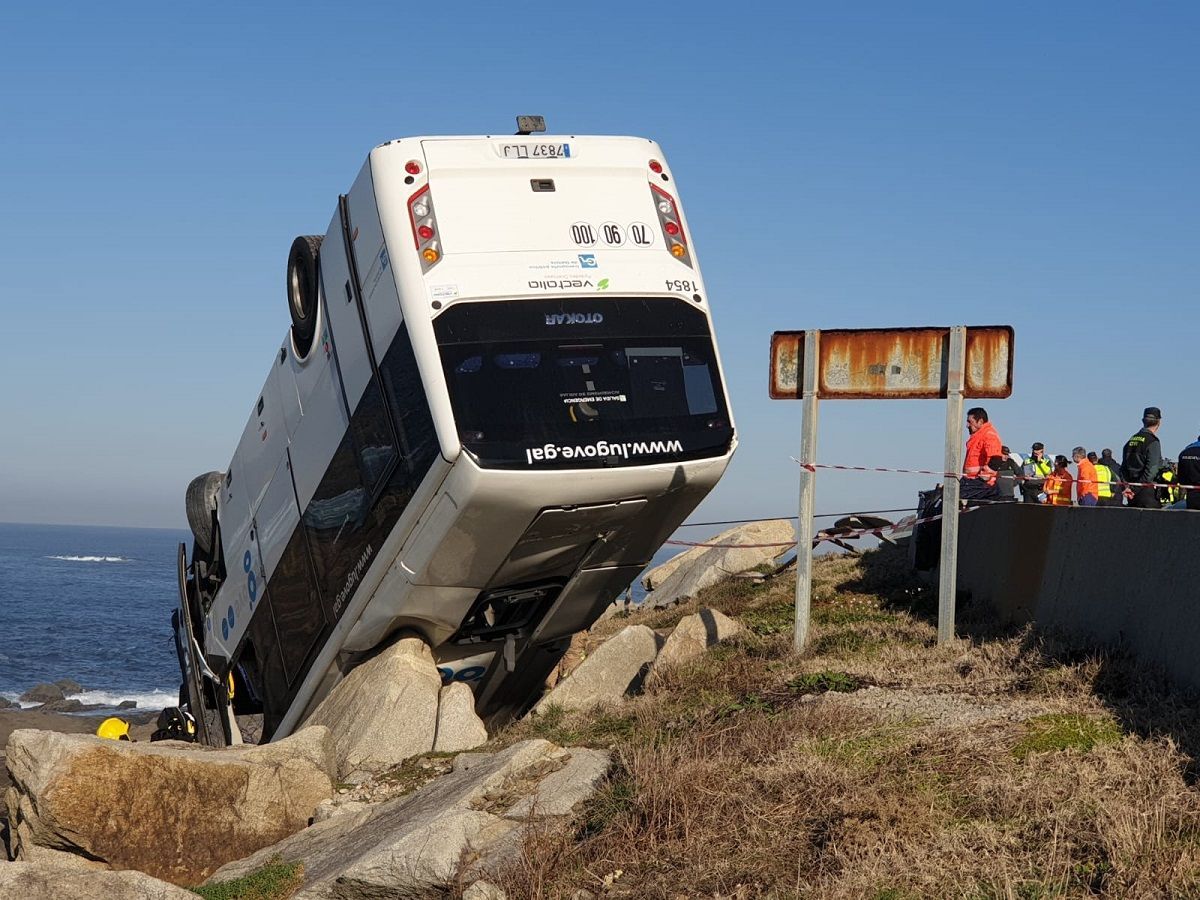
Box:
96;717;131;741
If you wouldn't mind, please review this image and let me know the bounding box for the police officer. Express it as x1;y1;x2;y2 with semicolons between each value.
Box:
1179;435;1200;511
1021;442;1052;503
1121;407;1164;509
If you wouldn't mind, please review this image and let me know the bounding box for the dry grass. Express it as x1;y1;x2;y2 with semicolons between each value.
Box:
491;544;1200;899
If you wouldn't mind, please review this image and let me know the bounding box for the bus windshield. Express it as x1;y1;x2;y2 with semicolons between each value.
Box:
434;298;733;469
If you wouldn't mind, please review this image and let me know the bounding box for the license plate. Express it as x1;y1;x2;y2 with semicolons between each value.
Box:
498;142;571;160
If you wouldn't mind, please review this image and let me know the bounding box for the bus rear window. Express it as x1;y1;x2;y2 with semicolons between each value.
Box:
434;298;732;469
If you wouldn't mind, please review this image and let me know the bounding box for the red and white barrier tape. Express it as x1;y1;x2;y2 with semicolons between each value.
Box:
790;457;1194;493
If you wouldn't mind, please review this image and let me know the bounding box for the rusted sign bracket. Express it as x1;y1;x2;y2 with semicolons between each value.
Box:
771;325;1014;649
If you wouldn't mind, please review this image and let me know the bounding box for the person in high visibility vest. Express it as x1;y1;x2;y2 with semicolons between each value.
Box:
961;407;1003;504
1043;455;1074;506
1098;448;1124;505
1021;442;1053;503
1156;464;1183;508
1073;447;1099;507
1092;455;1119;506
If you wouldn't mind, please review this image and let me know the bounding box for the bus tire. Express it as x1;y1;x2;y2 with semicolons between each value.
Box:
185;471;224;556
287;235;323;358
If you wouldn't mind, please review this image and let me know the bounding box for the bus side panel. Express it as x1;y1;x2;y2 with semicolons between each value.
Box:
319;211;372;413
209;456;255;659
347;162;402;363
288;356;351;517
276;341;303;439
232;367;289;519
290;294;340;420
255;454;301;578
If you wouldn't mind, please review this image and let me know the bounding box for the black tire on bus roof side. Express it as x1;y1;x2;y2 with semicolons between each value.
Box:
185;471;224;557
287;235;323;359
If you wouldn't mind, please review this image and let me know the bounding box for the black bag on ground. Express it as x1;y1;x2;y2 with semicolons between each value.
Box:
149;706;197;743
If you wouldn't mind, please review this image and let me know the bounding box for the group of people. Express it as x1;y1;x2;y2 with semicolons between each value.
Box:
960;406;1200;511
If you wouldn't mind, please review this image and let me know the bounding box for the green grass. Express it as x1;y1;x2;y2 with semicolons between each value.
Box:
527;704;642;748
810;628;885;657
969;880;1067;900
788;670;862;694
807;724;914;770
713;692;778;719
814;604;897;626
376;751;457;795
741;599;794;636
191;860;303;900
1012;714;1123;761
578;772;637;838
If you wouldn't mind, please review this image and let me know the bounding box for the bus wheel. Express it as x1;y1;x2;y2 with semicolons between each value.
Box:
185;471;224;556
287;235;323;358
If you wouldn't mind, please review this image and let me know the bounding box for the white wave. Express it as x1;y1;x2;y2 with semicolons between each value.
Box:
72;689;175;710
1;689;174;711
45;555;131;563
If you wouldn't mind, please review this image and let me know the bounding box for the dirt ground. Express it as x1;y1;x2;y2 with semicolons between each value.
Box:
492;544;1200;898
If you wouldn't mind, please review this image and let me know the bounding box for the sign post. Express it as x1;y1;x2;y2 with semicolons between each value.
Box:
770;325;1013;650
938;326;966;644
794;330;819;651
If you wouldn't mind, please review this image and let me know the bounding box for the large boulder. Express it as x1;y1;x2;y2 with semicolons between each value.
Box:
4;725;335;885
654;608;745;671
206;739;611;898
0;862;196;899
641;519;795;608
17;685;62;705
52;680;84;695
433;683;488;753
303;637;442;778
535;625;661;714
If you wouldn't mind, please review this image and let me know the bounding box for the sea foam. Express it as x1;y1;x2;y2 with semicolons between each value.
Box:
45;555;131;563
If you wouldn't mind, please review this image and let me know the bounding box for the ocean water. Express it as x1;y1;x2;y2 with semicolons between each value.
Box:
0;521;682;714
0;522;186;710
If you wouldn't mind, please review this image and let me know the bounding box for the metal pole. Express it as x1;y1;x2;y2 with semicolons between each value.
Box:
795;330;819;652
938;325;967;644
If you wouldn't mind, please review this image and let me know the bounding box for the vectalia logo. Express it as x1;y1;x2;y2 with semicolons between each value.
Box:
545;312;604;325
529;279;593;290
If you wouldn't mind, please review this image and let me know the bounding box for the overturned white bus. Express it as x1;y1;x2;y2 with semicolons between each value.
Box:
174;120;737;745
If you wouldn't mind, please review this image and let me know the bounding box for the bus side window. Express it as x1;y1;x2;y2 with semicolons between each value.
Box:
349;378;398;497
379;324;438;489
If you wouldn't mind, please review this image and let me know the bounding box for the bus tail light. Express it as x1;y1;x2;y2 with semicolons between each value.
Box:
650;184;692;268
408;186;442;273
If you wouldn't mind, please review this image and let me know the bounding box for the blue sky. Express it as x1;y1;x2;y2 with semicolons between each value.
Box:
1;2;1197;529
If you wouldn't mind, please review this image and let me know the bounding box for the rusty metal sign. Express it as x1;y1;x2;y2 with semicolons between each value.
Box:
769;326;1014;400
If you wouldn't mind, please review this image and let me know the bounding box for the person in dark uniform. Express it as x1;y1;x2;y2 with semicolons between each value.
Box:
1121;407;1164;509
1178;434;1200;511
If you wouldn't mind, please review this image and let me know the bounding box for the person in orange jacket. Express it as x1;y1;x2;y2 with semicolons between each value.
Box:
1073;446;1100;507
1043;455;1074;506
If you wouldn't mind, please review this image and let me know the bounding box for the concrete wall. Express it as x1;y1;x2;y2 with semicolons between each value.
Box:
955;503;1200;690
